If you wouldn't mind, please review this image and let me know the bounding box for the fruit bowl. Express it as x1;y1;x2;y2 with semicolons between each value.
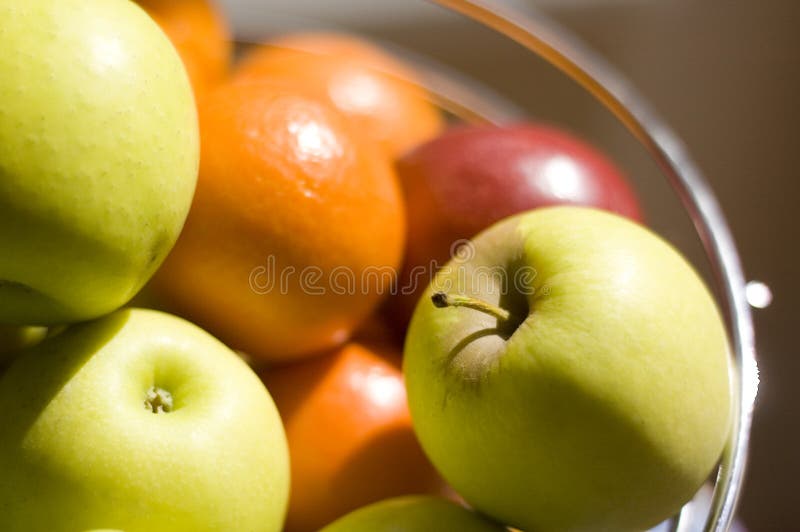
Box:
440;5;758;531
402;3;759;531
0;0;758;530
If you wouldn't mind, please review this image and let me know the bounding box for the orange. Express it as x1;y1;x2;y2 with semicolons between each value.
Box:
234;32;444;158
259;339;444;532
152;81;405;363
137;0;231;96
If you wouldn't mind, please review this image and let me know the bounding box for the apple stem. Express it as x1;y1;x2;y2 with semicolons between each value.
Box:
431;292;511;322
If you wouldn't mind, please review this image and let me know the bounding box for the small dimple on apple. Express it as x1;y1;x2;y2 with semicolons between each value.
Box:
144;386;173;413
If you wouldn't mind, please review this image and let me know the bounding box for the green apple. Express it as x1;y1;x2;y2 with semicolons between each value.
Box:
0;308;290;531
0;0;199;325
320;495;505;532
404;207;732;532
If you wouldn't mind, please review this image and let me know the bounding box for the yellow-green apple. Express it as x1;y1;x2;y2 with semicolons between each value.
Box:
404;207;732;532
0;0;199;325
320;496;505;532
387;123;642;332
0;309;290;532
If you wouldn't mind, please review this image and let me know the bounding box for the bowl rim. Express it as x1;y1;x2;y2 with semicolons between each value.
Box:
429;1;758;531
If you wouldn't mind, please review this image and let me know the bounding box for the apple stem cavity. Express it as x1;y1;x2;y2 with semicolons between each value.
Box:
431;292;511;323
144;386;173;414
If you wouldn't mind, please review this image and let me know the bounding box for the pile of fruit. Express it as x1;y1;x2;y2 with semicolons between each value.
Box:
0;1;734;531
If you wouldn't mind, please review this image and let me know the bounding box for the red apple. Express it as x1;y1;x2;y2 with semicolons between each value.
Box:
388;123;643;330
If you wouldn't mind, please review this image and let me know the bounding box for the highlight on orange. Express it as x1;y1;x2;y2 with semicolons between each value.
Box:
259;339;444;532
234;32;445;158
151;81;406;363
137;0;232;96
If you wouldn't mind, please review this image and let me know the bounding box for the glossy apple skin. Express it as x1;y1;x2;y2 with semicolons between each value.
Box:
320;495;505;532
404;207;731;532
0;309;289;532
390;123;642;329
0;0;198;325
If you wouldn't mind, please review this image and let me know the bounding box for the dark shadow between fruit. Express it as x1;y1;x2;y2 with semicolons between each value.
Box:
259;349;340;422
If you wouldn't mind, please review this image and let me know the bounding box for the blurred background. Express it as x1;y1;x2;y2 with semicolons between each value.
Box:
220;0;798;529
